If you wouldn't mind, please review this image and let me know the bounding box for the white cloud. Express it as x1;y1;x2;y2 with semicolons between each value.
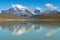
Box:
45;3;57;10
36;7;42;10
35;7;43;12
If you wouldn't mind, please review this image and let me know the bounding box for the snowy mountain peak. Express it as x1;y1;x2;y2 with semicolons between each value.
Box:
12;4;27;11
1;4;60;18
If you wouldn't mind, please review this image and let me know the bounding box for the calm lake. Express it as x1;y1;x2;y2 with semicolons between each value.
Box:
0;21;60;40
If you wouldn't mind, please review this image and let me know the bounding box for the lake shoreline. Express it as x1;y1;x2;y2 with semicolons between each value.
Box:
0;19;60;21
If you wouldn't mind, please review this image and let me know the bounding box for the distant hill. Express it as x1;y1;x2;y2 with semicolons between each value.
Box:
37;14;60;19
0;13;26;19
0;13;18;19
0;13;60;19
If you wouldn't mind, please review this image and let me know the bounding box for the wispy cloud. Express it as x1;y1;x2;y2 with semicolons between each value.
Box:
45;3;57;10
36;7;42;10
36;7;42;12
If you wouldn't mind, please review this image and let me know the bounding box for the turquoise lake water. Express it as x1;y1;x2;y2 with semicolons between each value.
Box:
0;21;60;40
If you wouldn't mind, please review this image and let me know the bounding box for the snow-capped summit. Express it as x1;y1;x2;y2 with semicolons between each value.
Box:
12;4;35;15
12;4;27;11
1;4;35;17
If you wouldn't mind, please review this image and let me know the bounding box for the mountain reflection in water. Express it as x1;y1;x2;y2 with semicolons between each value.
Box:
0;21;60;40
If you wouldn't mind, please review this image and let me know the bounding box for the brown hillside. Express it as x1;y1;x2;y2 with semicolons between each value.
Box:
38;14;60;19
0;13;25;19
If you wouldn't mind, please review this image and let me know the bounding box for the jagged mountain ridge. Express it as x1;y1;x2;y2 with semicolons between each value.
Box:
1;4;60;18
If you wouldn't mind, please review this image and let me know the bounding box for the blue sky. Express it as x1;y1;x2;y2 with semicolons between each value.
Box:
0;0;60;11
